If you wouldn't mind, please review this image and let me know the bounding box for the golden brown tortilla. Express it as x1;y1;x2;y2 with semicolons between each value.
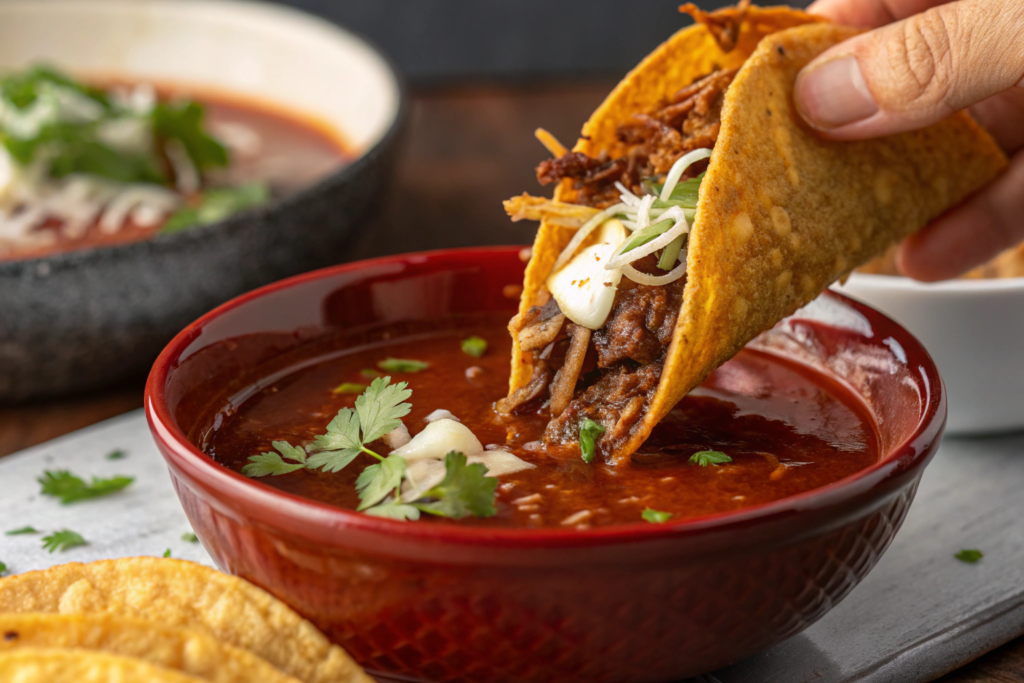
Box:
0;648;205;682
0;613;301;683
511;7;1007;462
0;558;372;683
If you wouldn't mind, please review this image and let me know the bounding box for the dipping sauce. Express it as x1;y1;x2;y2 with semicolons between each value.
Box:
203;311;880;529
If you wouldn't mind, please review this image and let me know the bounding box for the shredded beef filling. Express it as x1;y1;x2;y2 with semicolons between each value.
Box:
534;67;737;208
510;66;735;459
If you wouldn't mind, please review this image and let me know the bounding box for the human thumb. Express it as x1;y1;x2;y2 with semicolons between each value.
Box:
794;0;1024;140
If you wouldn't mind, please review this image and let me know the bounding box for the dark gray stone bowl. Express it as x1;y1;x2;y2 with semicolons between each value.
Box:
0;2;405;402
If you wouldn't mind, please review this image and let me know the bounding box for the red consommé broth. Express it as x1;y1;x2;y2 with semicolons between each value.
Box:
201;311;880;529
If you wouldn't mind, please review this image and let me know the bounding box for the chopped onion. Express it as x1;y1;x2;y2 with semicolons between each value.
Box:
382;422;411;448
659;148;712;202
550;202;628;273
605;207;688;270
424;409;460;423
389;418;483;462
623;260;688;286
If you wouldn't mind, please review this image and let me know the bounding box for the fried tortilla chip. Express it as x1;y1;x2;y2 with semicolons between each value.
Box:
0;613;301;683
0;558;372;683
0;648;204;682
509;6;1007;463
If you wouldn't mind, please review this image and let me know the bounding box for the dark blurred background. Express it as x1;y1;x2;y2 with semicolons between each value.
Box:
276;0;809;83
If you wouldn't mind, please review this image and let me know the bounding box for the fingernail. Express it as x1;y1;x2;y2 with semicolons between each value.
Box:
795;55;878;129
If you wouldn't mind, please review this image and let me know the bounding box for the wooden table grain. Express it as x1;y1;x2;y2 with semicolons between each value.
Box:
0;83;1018;683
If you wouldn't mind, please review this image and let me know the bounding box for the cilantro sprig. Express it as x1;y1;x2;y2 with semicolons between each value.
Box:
240;441;308;477
241;377;497;520
0;561;6;576
42;529;87;553
689;450;732;467
38;470;134;504
0;65;231;186
5;526;38;536
414;451;497;518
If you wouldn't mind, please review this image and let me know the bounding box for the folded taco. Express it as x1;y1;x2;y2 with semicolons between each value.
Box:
500;3;1006;464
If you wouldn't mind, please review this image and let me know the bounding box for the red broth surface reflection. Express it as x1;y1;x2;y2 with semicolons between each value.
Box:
202;311;879;529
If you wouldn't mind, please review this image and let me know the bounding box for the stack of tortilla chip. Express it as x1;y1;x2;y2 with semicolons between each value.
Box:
0;557;372;683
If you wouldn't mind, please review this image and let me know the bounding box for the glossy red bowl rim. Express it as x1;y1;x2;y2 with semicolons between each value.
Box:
146;246;947;550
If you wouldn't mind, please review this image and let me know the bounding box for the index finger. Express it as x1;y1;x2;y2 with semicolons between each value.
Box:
807;0;953;26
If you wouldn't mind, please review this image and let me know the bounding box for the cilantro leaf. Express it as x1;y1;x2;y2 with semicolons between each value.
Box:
181;532;199;543
106;449;127;460
38;470;134;504
642;508;673;524
306;408;363;473
46;131;164;183
360;368;382;379
415;451;497;519
161;183;269;234
377;358;428;373
364;503;421;521
0;561;6;576
356;454;407;511
241;441;307;477
152;100;228;172
163;549;172;558
332;382;367;395
579;419;606;464
461;336;488;358
689;450;732;467
42;529;87;553
5;526;38;536
955;549;983;564
355;376;412;444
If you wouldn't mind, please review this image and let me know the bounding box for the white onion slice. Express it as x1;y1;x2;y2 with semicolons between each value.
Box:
623;260;688;286
550;202;628;273
659;148;712;202
614;181;641;207
634;194;655;230
605;207;688;270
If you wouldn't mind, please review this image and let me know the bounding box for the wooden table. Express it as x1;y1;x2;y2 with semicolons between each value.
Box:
0;83;1019;683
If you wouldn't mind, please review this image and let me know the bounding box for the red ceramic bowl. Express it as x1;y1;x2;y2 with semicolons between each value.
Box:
146;247;946;683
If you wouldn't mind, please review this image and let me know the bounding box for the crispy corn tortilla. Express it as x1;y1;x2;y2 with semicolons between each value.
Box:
512;8;1007;461
0;558;372;683
0;648;204;682
0;613;301;683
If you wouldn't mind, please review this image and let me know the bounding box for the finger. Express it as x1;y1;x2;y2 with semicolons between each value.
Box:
897;150;1024;281
795;0;1024;140
807;0;950;28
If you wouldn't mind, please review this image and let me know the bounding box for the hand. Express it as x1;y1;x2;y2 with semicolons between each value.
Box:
794;0;1024;281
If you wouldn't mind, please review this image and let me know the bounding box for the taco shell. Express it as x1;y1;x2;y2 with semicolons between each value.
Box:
512;7;1007;462
0;648;205;682
0;558;372;683
0;613;301;683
